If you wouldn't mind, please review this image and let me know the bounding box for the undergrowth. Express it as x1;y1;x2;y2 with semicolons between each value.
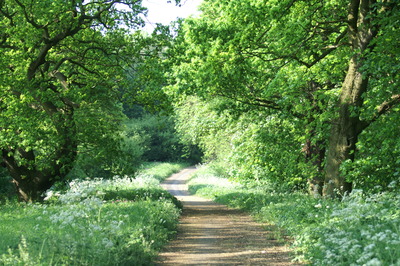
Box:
0;162;186;265
188;164;400;265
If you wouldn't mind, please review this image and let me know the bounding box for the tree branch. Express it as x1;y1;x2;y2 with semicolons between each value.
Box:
377;94;400;117
13;0;46;29
359;94;400;132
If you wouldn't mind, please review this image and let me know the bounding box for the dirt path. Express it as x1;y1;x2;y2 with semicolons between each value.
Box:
155;167;297;265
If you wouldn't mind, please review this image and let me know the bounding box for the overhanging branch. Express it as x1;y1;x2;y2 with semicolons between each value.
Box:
359;94;400;132
377;94;400;116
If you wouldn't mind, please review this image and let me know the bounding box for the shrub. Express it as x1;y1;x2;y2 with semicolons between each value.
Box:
68;132;145;180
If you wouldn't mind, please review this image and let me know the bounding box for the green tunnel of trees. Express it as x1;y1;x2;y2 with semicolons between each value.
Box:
0;0;399;202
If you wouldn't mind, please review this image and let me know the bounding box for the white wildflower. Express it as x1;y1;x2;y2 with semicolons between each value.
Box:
365;258;382;266
102;238;114;249
364;243;375;251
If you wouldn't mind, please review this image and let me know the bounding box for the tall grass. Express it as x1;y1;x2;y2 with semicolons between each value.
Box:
188;165;400;265
0;162;187;265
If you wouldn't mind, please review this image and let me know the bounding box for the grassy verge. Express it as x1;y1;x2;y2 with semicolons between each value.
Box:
0;162;187;265
139;162;190;181
188;165;400;265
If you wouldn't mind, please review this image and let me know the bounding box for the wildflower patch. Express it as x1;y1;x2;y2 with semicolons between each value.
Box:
188;165;400;265
0;163;184;265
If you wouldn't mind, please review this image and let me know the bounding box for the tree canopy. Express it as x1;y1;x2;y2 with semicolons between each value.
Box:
0;0;148;201
167;0;400;197
1;0;399;201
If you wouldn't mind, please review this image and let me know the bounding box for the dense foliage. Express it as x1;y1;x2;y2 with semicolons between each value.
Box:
174;97;308;190
125;113;202;163
0;0;150;201
168;0;400;195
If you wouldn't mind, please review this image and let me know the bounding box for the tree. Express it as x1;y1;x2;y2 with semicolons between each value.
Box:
323;0;399;196
121;24;179;113
0;0;146;201
168;0;400;196
168;0;348;193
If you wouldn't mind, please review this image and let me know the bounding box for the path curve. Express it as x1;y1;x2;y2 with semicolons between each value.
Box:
155;167;297;265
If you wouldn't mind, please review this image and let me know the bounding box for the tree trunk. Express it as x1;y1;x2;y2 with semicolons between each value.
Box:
323;57;367;197
2;111;77;202
12;173;52;202
2;150;51;202
2;142;76;202
323;0;378;197
303;139;326;196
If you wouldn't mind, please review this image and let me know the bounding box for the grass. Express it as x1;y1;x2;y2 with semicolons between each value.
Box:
139;162;190;181
0;162;188;266
188;164;400;265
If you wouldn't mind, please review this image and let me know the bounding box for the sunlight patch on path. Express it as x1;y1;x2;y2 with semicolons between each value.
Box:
156;167;298;265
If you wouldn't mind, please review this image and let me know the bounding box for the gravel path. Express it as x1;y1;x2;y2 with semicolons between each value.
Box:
155;167;298;265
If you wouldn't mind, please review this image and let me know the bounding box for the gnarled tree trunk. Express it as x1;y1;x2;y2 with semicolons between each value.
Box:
304;138;326;196
323;0;378;197
2;138;77;202
2;108;77;202
323;57;367;196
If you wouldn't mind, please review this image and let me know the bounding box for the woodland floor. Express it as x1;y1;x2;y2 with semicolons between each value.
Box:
155;167;300;265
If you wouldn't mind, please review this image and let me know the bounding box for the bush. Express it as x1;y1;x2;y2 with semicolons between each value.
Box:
67;136;144;181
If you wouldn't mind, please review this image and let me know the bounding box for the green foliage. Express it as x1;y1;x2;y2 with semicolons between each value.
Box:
121;23;183;114
174;97;232;162
126;113;202;163
0;163;183;265
69;123;145;180
63;107;144;180
168;0;400;195
169;0;348;108
360;1;400;121
175;96;308;189
342;111;400;192
139;162;190;182
0;0;151;201
225;114;307;188
188;165;400;265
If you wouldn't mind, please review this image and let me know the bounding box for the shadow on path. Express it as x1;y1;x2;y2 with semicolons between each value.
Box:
156;167;298;265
